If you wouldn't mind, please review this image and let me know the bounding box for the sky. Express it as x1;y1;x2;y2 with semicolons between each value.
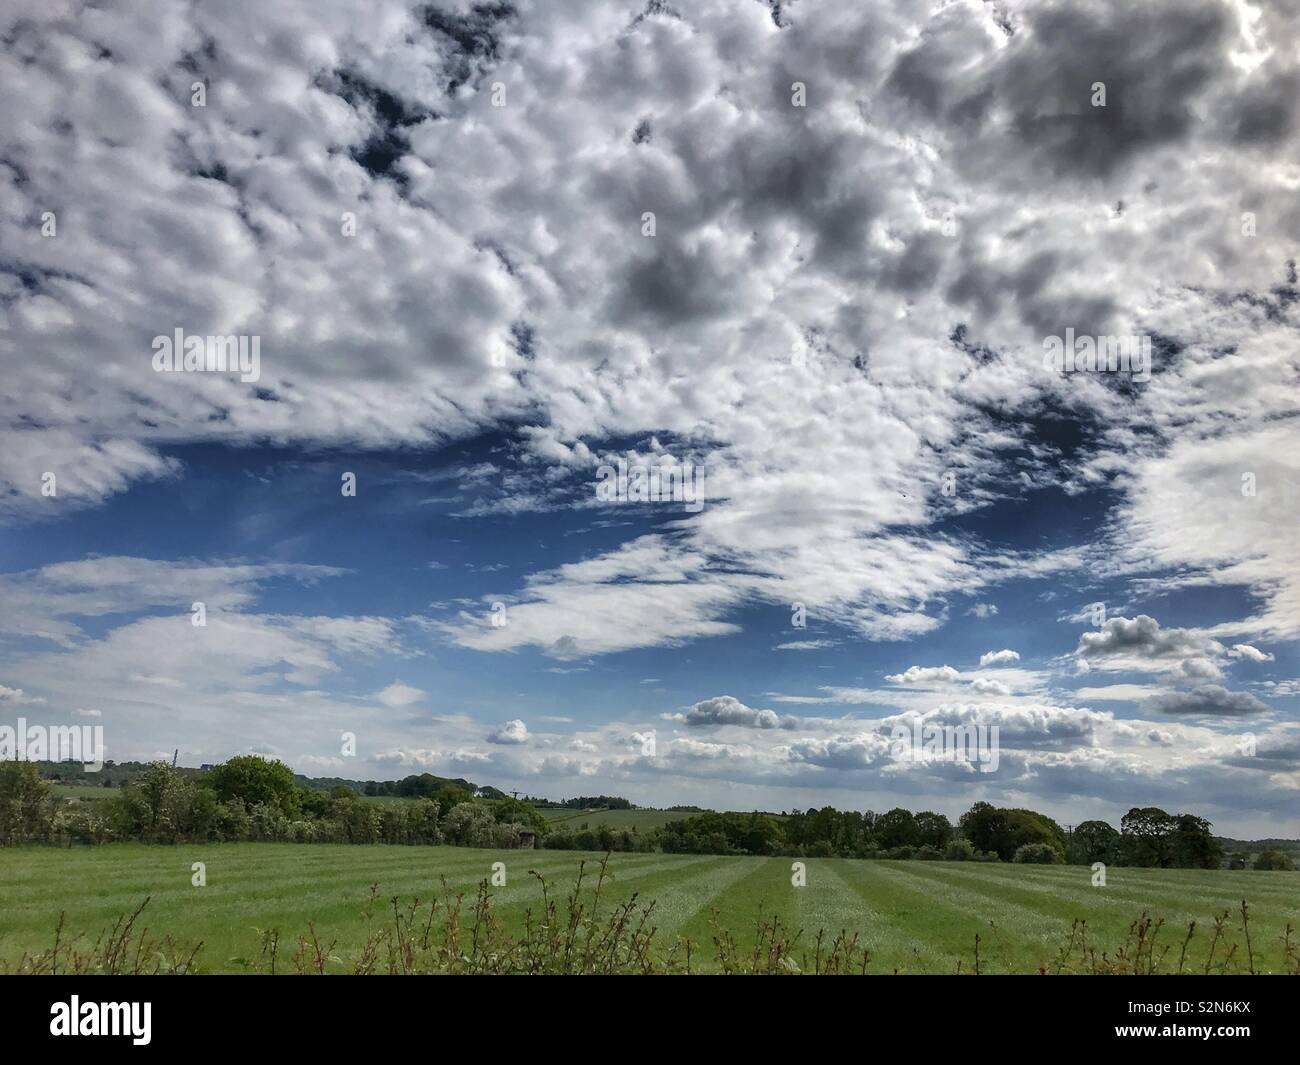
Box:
1;0;1298;837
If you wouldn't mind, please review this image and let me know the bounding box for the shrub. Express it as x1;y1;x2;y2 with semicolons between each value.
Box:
443;802;498;848
248;802;289;842
1013;842;1061;864
408;799;443;845
51;804;113;846
0;762;53;845
211;799;251;842
944;838;976;861
1253;850;1295;871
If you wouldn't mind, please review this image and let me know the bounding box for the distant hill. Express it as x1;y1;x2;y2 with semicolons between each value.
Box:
1215;836;1300;857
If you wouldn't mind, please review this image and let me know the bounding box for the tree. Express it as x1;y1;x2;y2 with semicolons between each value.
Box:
0;761;53;845
1253;850;1295;871
432;784;473;816
1169;814;1222;870
205;756;298;812
914;810;954;849
108;761;208;843
875;808;921;850
1120;807;1176;867
959;802;1066;862
1070;820;1120;865
492;797;547;834
959;802;1005;856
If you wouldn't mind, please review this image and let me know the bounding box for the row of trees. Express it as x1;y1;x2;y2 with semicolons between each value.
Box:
653;801;1231;867
358;772;477;808
0;760;539;849
1069;808;1224;869
5;759;1285;869
657;807;1000;860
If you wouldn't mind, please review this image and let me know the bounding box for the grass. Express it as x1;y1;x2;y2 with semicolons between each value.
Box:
1;844;1297;974
49;784;114;802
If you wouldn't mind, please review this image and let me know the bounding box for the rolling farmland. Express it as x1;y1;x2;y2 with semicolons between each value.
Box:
2;843;1296;974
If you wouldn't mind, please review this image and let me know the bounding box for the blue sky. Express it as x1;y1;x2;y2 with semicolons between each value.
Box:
1;0;1298;836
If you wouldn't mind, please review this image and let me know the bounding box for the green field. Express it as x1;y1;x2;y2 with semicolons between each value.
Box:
2;844;1297;974
50;784;114;802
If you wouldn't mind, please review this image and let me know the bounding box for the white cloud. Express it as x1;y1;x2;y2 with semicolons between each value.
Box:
373;682;425;708
1228;644;1274;663
886;665;961;685
487;719;529;745
971;678;1011;696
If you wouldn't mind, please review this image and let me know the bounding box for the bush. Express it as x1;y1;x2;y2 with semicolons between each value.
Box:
443;802;498;848
51;804;113;846
248;802;289;842
1253;850;1295;871
1013;842;1061;864
211;799;251;842
408;799;443;845
944;838;976;861
0;762;54;845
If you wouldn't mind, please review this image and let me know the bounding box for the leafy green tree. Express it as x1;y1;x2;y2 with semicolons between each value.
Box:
1070;820;1120;864
0;761;53;845
492;797;547;834
914;810;954;849
432;784;473;816
107;761;204;843
205;756;298;813
296;787;333;818
1169;814;1222;869
959;802;1065;861
1253;850;1295;871
1120;807;1176;867
875;808;921;849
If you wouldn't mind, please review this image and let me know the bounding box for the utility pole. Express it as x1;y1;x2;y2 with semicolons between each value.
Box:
172;748;178;768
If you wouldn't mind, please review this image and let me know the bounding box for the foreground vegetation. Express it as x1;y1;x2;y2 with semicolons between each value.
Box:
1;843;1297;974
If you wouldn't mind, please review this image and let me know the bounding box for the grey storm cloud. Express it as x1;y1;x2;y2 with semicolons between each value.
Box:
1143;685;1271;718
1076;616;1218;664
684;695;798;730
